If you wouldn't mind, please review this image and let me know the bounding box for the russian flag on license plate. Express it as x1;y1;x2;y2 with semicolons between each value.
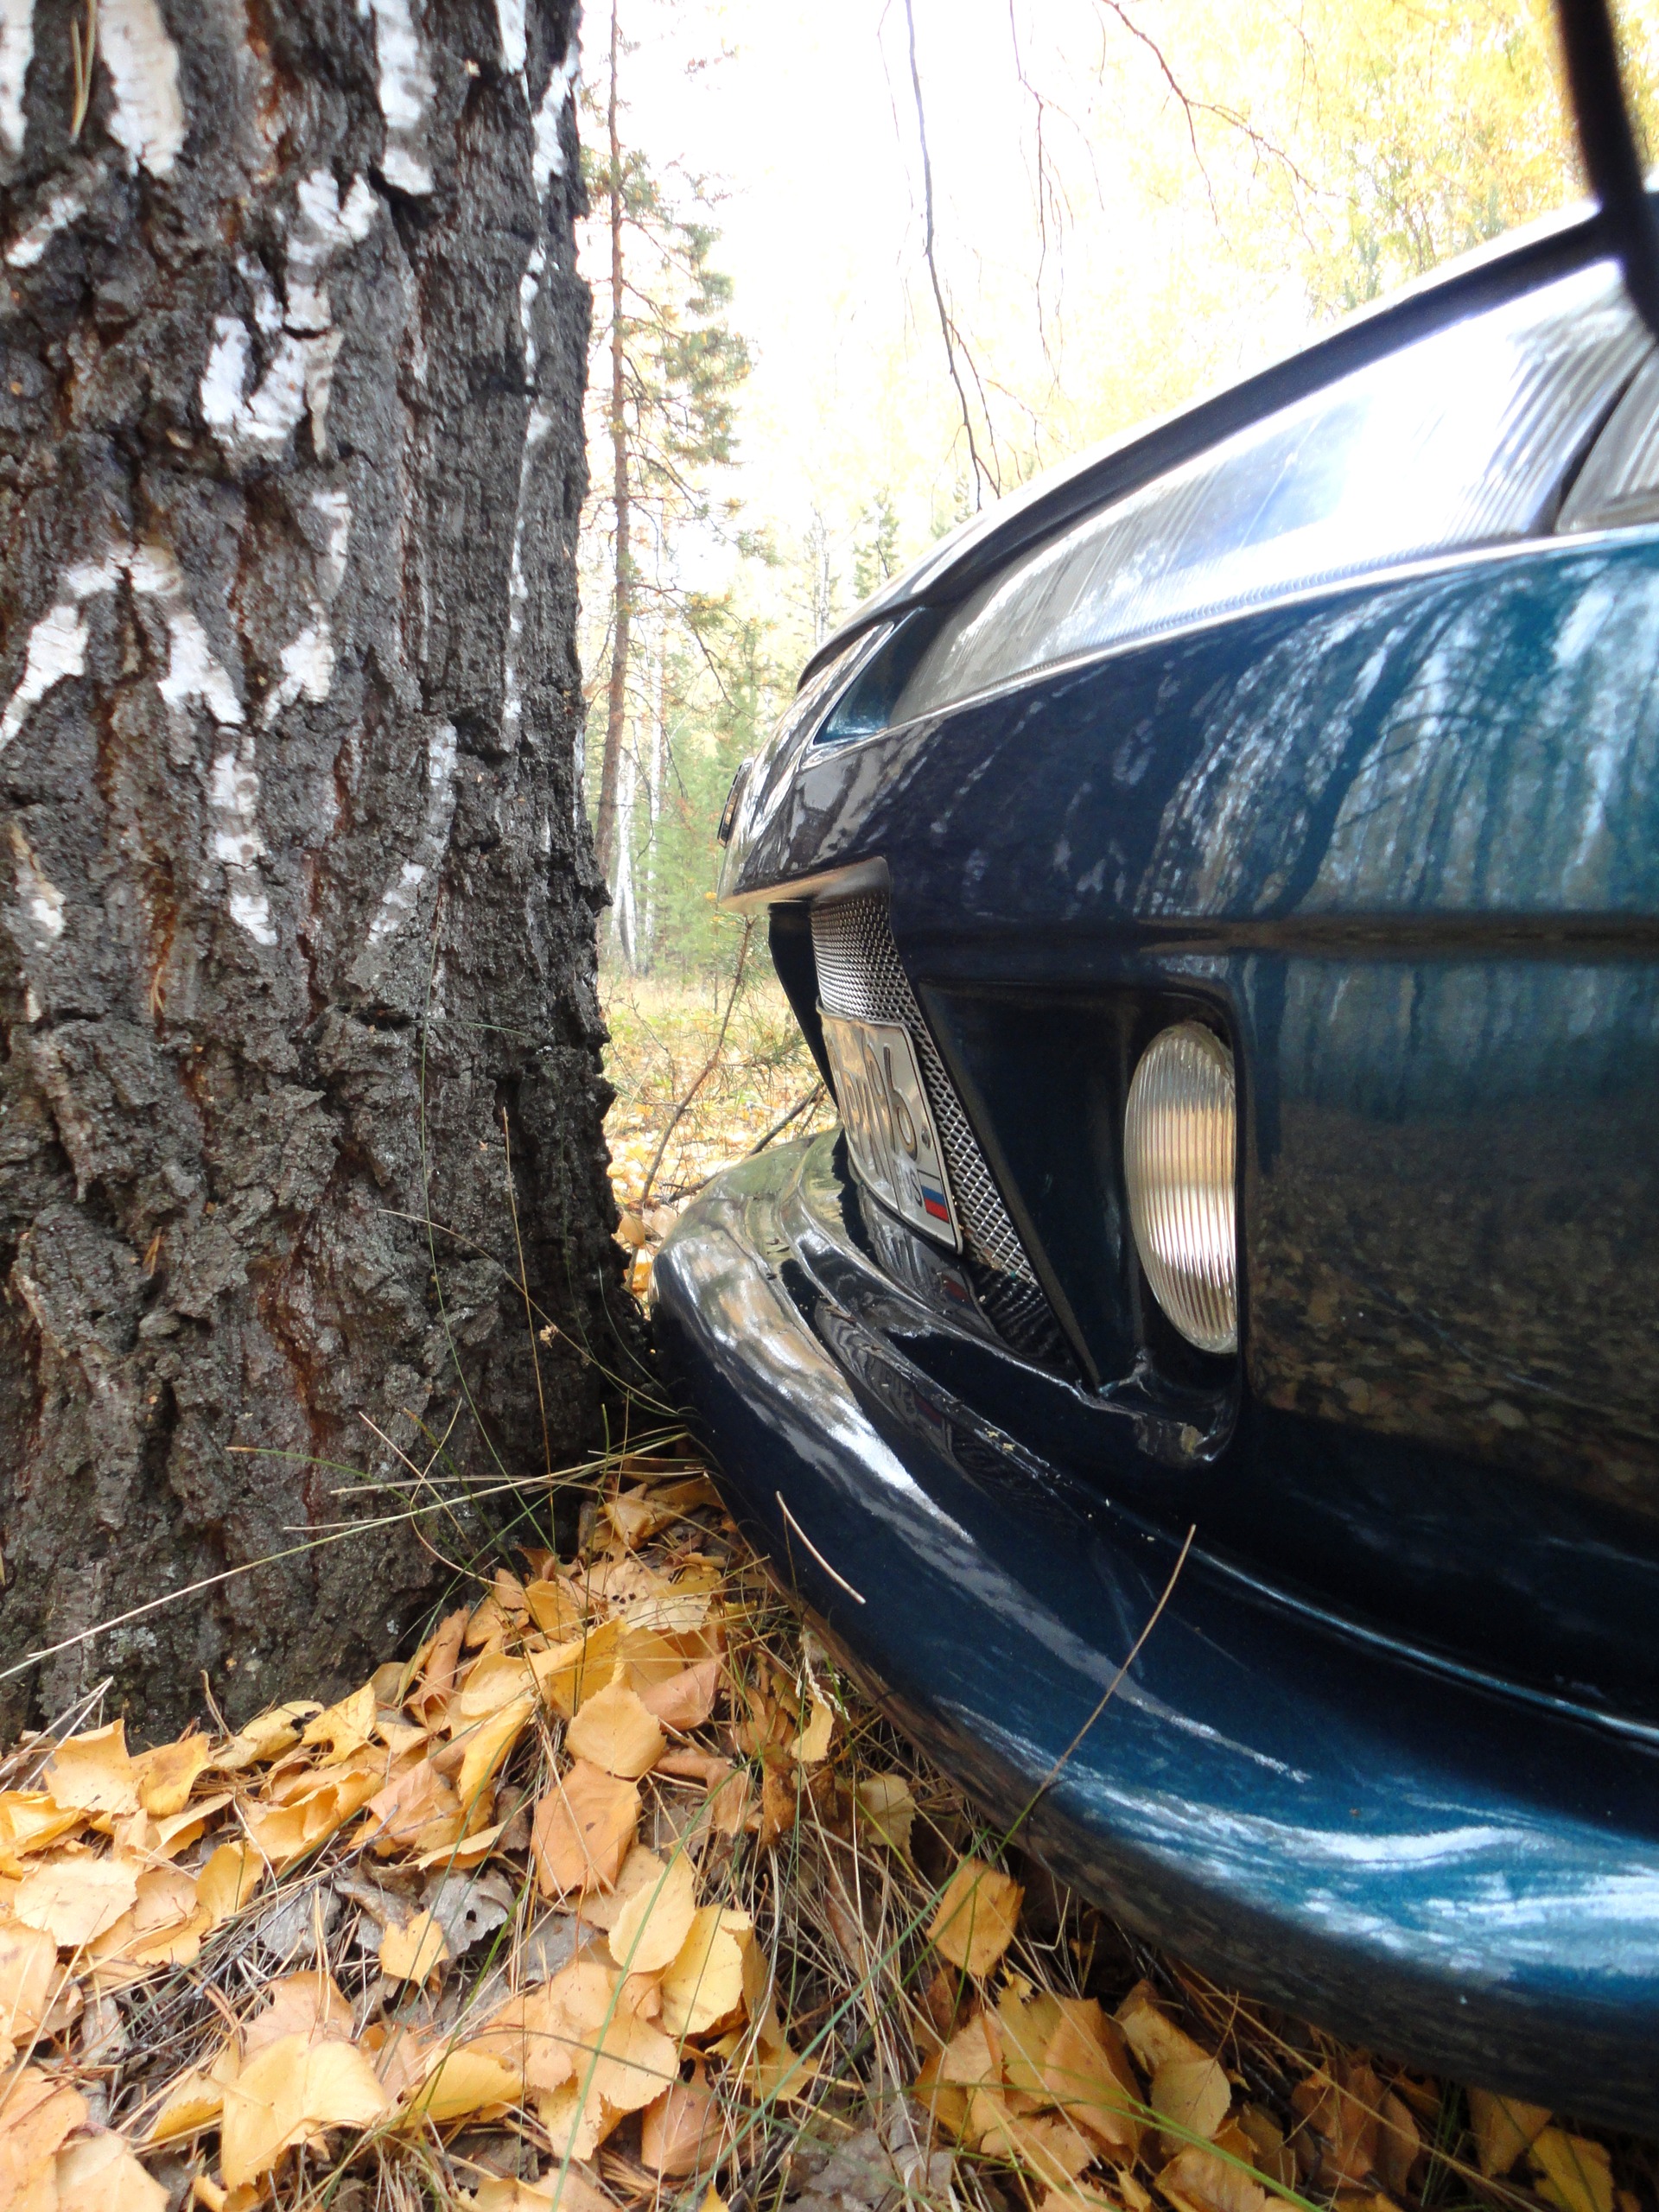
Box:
921;1184;951;1224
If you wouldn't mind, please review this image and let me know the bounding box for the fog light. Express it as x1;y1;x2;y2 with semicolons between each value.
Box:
1124;1022;1237;1355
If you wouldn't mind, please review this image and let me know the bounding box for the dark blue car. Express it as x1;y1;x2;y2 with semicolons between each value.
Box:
653;3;1659;2132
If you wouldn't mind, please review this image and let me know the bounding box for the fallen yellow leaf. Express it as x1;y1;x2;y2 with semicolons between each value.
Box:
523;1578;587;1642
302;1683;378;1762
134;1735;213;1818
1157;2145;1273;2212
52;2127;168;2210
0;2067;88;2202
404;2044;522;2124
243;1969;354;2059
214;1701;322;1772
196;1842;261;1930
147;2065;231;2145
608;1848;697;1975
88;1865;209;1969
449;1653;538;1724
936;2010;1004;2095
565;1681;665;1778
852;1774;915;1855
638;1660;721;1732
1468;2088;1551;2177
362;1758;462;1856
641;2070;721;2174
1153;2054;1232;2145
42;1722;139;1816
380;1910;449;1984
1117;1980;1210;2074
457;1694;534;1805
1532;2129;1615;2212
531;1623;626;1719
1041;2000;1141;2158
467;2169;615;2212
929;1857;1022;1977
0;1913;60;2046
0;1792;85;1868
997;1978;1062;2098
413;1820;505;1871
219;2031;390;2187
973;2088;1099;2189
15;1853;140;1948
535;2075;608;2162
792;1698;835;1765
661;1905;747;2037
531;1762;639;1897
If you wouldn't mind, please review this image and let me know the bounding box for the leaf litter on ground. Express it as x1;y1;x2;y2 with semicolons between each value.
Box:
1;1448;1651;2212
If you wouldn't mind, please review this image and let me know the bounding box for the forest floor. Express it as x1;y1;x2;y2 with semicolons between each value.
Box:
0;975;1649;2212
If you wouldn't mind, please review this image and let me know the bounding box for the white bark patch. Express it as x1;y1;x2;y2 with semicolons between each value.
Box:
239;332;310;447
501;253;547;741
200;316;252;429
365;0;434;195
0;547;126;753
0;603;87;753
286;168;378;331
99;0;186;176
365;721;457;944
204;178;378;460
207;734;276;945
0;0;32;162
130;542;243;726
10;823;65;942
4;180;94;269
238;251;283;333
200;315;308;455
262;614;334;723
309;489;353;599
496;0;526;73
532;41;578;198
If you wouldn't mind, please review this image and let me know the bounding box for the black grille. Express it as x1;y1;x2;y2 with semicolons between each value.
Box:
810;894;1035;1284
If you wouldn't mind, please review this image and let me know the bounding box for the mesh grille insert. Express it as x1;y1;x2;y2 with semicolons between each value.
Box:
811;894;1035;1285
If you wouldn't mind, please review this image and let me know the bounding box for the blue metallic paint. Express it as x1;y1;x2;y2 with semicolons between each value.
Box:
652;1136;1659;2130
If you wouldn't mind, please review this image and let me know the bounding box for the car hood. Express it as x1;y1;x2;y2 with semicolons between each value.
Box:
800;196;1611;686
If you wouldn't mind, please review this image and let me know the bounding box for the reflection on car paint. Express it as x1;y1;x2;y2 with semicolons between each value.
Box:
653;1136;1659;2128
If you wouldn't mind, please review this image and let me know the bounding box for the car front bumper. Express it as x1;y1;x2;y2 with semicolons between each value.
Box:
652;1133;1659;2132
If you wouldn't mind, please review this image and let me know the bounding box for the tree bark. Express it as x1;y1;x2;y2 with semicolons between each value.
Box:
0;0;622;1737
594;0;628;886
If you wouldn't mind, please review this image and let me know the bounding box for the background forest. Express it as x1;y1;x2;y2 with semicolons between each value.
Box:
576;0;1659;986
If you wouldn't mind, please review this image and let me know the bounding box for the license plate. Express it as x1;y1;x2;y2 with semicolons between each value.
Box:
819;1010;961;1249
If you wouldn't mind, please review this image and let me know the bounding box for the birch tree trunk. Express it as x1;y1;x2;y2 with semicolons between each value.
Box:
0;0;620;1735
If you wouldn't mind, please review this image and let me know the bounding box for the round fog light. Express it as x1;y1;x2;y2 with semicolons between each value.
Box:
1124;1022;1237;1355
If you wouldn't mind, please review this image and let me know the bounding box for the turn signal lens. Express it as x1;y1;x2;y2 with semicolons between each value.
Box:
1124;1022;1237;1356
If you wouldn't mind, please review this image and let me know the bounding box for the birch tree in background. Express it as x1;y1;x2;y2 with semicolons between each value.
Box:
582;0;748;944
0;0;620;1732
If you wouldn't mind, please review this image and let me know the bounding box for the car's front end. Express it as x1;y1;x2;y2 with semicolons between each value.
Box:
653;194;1659;2129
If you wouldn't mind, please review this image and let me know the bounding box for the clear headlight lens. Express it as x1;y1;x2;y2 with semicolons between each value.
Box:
1124;1023;1237;1356
891;260;1644;727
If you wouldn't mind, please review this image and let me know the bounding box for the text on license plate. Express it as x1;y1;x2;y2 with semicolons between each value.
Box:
819;1009;962;1249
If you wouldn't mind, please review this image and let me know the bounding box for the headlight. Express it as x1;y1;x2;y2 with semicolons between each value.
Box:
1124;1022;1237;1356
